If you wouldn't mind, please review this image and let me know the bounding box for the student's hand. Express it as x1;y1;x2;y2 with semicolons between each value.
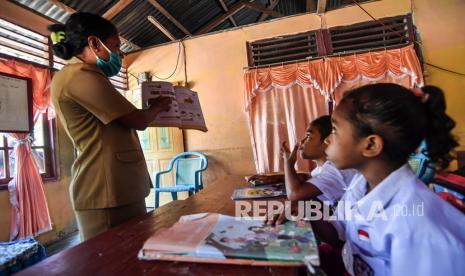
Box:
148;96;172;113
266;201;299;226
247;174;263;182
247;174;284;184
280;141;299;165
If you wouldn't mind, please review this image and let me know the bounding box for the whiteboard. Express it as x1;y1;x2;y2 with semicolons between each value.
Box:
0;72;33;133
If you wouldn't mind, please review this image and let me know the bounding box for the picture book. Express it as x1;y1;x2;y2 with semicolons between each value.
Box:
231;184;286;200
138;213;319;268
141;81;207;132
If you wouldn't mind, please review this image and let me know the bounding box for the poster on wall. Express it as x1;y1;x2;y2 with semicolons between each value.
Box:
0;72;33;133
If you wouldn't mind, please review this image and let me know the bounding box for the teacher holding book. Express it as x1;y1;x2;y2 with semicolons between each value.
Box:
49;12;171;241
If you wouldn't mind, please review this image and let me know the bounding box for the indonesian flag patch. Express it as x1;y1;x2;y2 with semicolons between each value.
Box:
357;229;370;241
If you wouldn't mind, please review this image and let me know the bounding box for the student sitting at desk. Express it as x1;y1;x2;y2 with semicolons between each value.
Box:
312;83;465;275
256;116;356;225
280;115;356;205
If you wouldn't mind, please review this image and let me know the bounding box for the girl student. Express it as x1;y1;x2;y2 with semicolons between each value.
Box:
313;83;465;275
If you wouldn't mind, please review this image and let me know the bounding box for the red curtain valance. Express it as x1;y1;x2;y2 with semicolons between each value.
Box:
244;45;423;110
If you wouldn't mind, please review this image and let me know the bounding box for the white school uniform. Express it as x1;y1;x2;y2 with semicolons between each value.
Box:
331;164;465;276
307;161;357;205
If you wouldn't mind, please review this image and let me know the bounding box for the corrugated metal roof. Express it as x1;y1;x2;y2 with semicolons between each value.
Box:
10;0;372;53
327;0;373;10
112;0;186;48
276;0;307;16
157;0;232;34
233;7;261;27
60;0;118;15
15;0;71;23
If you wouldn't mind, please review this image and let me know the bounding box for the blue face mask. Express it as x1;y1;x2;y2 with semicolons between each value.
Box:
94;39;122;77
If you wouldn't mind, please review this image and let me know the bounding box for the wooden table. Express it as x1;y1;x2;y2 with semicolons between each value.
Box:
18;176;307;275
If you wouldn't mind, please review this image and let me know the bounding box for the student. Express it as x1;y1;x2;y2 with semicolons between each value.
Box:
314;83;465;275
281;115;356;203
267;116;356;225
49;13;172;241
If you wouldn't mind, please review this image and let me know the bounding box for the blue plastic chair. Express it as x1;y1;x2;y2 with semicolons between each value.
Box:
153;151;208;208
408;140;435;184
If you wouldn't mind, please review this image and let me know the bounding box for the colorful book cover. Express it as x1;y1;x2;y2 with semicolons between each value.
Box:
139;213;319;267
231;184;286;200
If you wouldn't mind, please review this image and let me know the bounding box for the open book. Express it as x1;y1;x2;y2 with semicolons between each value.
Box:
138;213;319;267
142;81;207;132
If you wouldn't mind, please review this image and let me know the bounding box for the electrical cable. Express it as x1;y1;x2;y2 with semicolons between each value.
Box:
425;63;465;77
350;0;406;42
153;40;182;80
350;0;465;77
182;40;187;85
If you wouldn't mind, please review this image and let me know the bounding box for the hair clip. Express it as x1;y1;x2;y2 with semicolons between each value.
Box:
51;31;65;44
412;87;429;103
412;87;423;97
421;93;430;103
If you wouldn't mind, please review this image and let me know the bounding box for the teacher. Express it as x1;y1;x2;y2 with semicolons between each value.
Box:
49;12;171;241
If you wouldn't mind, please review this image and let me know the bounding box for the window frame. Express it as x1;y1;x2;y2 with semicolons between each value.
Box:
0;135;13;186
0;111;57;190
246;14;416;68
0;17;130;191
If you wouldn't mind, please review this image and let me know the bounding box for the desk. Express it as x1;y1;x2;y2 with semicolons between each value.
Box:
18;176;306;275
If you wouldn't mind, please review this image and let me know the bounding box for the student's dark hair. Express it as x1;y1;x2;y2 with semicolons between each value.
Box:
48;12;118;60
338;83;458;170
311;115;332;141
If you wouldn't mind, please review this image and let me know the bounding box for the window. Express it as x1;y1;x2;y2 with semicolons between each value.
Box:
0;111;56;188
246;14;416;68
0;136;13;184
327;14;415;54
246;31;322;67
0;17;49;66
0;17;128;91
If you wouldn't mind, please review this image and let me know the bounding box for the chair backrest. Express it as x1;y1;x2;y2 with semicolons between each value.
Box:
173;152;208;187
408;140;435;184
430;173;465;214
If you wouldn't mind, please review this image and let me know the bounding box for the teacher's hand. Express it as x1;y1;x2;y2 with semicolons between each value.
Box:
148;96;172;113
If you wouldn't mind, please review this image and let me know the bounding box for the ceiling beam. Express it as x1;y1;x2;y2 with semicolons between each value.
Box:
217;0;238;27
244;1;282;17
317;0;327;14
46;0;76;14
147;16;176;41
44;0;140;50
119;36;140;51
147;0;191;36
102;0;134;20
257;0;280;22
196;1;246;35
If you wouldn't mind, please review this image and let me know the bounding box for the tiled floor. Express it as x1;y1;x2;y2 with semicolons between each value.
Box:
145;188;189;208
45;231;80;257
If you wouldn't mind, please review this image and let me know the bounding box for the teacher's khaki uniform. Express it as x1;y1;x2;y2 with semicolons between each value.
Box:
51;58;150;241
